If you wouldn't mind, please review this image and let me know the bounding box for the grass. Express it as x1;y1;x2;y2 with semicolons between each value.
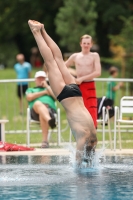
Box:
0;67;133;149
0;67;70;145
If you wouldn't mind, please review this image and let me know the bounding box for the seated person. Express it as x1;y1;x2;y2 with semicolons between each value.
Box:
26;70;57;148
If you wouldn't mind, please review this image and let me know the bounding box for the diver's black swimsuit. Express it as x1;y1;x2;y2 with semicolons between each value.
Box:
57;84;82;102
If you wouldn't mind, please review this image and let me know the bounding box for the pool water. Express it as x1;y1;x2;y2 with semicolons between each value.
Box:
0;153;133;200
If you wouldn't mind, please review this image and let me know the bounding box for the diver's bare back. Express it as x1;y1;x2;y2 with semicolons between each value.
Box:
61;96;95;135
74;52;97;79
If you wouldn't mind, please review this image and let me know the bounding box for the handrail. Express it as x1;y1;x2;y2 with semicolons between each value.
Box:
0;77;133;83
94;78;133;82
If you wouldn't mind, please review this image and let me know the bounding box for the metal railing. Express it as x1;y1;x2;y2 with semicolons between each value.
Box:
0;78;133;146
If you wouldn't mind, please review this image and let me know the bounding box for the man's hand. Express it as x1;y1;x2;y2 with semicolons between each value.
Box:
43;90;49;95
119;82;123;88
75;77;83;85
41;80;49;88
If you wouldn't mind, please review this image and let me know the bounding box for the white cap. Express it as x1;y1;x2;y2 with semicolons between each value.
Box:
35;71;46;78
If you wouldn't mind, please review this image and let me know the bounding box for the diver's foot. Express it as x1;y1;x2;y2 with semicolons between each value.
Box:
28;20;42;33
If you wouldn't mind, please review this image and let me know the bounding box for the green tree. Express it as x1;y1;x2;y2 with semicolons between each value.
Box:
0;0;63;66
119;16;133;54
96;0;133;57
55;0;97;52
0;0;133;67
119;16;133;94
110;16;133;94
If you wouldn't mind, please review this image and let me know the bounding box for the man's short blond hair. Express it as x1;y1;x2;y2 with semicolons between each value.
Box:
80;34;92;42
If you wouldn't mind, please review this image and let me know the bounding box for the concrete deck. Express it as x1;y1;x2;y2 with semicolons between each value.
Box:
0;148;133;156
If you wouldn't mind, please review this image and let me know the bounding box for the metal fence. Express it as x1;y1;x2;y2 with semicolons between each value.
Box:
0;78;133;146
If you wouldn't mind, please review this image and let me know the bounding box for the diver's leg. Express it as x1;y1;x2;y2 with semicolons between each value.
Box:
41;24;76;85
28;20;65;97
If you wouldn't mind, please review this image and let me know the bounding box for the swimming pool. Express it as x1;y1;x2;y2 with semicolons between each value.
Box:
0;153;133;200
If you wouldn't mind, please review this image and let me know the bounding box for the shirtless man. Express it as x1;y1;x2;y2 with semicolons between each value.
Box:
65;35;101;128
28;20;97;164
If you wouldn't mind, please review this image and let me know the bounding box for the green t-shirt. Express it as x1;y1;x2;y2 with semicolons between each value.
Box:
106;76;116;101
26;87;56;111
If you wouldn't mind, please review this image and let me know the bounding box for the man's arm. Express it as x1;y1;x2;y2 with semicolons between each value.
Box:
26;90;48;102
68;68;77;77
28;63;32;78
112;82;123;91
65;53;77;77
65;53;77;68
76;53;101;84
41;80;56;100
28;72;31;79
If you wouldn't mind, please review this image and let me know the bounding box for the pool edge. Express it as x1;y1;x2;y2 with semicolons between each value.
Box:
0;148;133;156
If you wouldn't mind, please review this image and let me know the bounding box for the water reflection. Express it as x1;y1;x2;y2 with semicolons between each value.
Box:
0;155;69;165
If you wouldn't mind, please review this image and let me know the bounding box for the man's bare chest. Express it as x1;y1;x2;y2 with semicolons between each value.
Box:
75;55;94;66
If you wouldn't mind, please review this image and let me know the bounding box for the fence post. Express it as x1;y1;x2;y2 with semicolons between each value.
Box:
0;120;9;142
